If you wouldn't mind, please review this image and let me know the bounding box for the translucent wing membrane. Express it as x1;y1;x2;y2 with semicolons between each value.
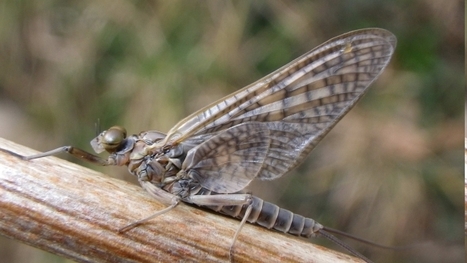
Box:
182;122;270;193
168;28;396;191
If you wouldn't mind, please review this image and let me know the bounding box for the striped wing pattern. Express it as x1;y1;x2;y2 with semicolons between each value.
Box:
165;29;396;193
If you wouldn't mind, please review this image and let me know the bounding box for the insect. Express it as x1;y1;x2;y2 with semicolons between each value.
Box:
2;28;396;262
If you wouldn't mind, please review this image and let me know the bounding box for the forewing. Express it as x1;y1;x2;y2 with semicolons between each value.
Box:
182;122;270;193
167;28;396;182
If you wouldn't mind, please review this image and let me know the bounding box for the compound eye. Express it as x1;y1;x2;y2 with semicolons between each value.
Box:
102;126;127;152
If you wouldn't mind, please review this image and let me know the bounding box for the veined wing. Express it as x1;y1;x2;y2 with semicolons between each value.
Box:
164;28;396;191
182;122;271;193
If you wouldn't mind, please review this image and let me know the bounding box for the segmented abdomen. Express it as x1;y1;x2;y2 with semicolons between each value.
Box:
197;189;323;238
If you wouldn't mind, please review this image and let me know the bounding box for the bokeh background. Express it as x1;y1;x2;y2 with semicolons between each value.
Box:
0;1;463;263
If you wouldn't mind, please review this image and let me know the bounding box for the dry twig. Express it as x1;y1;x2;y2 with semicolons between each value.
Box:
0;137;362;262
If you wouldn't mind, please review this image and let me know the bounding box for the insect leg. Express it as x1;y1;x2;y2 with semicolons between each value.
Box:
186;194;253;262
118;195;181;233
0;146;112;166
185;193;251;206
229;201;253;262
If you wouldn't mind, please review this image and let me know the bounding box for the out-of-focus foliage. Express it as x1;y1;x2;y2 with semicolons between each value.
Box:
0;1;463;263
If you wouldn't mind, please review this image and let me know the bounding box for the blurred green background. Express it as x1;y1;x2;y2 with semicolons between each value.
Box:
0;1;463;263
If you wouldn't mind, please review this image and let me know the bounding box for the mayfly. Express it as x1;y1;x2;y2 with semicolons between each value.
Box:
3;28;396;262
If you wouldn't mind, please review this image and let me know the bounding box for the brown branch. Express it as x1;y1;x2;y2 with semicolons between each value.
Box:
0;137;362;263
